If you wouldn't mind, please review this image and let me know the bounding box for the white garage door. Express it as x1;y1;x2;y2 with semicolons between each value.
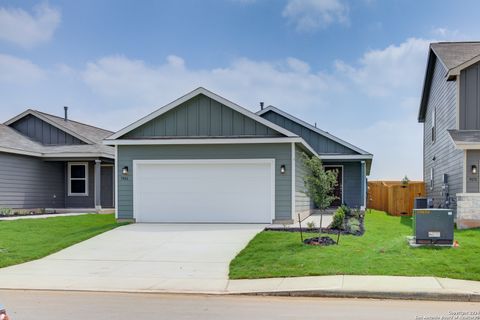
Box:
133;159;274;223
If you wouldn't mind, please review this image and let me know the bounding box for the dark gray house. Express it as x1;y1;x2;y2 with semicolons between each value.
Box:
0;108;115;212
105;87;372;224
418;42;480;229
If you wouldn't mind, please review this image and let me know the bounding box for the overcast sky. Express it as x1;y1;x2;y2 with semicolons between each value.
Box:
0;0;478;179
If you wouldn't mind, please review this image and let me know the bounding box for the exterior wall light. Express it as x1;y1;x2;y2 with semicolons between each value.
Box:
122;166;129;176
280;164;286;175
472;165;477;174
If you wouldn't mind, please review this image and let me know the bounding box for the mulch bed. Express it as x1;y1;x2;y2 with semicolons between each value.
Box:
0;211;62;218
265;215;365;236
303;236;336;246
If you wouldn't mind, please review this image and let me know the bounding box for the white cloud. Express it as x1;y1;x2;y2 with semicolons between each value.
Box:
334;38;431;98
0;37;431;180
0;53;45;83
0;3;61;48
282;0;349;31
431;27;468;41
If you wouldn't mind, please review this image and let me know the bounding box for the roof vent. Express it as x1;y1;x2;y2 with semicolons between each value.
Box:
64;106;68;121
315;122;317;128
260;102;264;110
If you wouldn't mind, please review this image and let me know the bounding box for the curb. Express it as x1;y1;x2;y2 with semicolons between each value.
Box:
234;290;480;302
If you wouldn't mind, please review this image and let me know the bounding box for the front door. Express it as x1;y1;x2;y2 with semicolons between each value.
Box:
101;166;114;208
325;166;343;207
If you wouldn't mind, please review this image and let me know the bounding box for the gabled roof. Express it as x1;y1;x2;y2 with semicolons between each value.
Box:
419;42;480;122
4;109;113;145
106;87;298;140
257;106;372;156
0;124;114;158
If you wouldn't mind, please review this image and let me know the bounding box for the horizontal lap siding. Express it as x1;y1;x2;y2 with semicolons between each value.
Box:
65;161;95;208
0;152;65;208
124;94;282;138
117;144;292;220
295;145;310;214
424;57;463;209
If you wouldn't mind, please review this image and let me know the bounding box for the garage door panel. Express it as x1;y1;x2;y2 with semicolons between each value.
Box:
134;160;274;223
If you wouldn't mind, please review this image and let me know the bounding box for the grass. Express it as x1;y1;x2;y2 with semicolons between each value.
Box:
0;214;128;268
230;210;480;281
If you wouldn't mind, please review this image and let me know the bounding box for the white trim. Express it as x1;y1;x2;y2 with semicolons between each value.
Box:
318;154;373;160
291;142;296;220
257;106;372;156
463;150;467;193
456;75;461;130
114;146;118;219
361;161;366;210
447;53;480;79
107;87;297;140
324;164;344;205
68;162;89;197
104;137;318;157
94;159;101;210
0;146;41;157
43;152;114;159
4;109;94;144
132;159;276;223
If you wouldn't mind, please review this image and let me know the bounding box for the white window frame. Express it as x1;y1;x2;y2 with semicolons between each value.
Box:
432;108;436;143
430;167;434;191
68;162;89;196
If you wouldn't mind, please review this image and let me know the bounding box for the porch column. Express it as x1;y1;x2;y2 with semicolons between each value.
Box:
94;159;102;212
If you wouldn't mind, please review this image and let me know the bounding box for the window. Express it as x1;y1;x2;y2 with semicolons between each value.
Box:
430;167;434;190
431;108;436;142
68;162;88;196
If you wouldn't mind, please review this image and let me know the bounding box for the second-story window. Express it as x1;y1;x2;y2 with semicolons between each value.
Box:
431;108;436;142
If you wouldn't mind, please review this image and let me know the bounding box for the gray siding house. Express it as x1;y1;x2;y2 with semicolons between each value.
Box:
418;42;480;229
106;87;372;224
0;109;115;212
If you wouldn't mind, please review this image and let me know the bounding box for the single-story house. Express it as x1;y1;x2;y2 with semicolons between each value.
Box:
105;87;373;224
0;108;115;212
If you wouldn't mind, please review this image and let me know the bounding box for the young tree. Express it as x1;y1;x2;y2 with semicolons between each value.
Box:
302;153;338;239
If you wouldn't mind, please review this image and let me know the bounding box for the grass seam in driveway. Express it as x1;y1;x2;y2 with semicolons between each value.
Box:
229;210;480;281
0;213;129;269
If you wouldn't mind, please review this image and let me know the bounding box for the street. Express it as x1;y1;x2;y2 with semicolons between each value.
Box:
1;290;479;320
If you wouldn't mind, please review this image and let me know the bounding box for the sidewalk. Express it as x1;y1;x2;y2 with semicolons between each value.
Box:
226;275;480;302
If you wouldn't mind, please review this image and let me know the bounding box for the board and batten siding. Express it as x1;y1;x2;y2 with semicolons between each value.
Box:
10;114;85;145
460;61;480;130
260;110;357;154
0;152;65;209
423;56;463;209
123;94;283;138
323;161;363;208
295;145;310;216
117;143;292;221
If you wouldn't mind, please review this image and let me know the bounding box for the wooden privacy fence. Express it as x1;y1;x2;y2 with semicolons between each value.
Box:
367;181;426;216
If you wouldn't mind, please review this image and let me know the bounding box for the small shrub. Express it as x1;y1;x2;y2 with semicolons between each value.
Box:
340;204;351;216
0;208;12;216
330;208;345;230
347;217;360;233
306;221;316;229
351;208;361;219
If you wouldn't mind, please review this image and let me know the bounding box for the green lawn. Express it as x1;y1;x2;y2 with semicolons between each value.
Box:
0;214;128;268
230;210;480;281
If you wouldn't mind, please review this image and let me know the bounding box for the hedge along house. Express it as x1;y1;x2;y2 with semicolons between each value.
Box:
0;108;115;212
105;87;373;224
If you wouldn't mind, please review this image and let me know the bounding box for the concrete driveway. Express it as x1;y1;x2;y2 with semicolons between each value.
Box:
0;223;265;293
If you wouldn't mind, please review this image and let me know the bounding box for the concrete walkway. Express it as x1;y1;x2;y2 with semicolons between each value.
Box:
0;212;93;221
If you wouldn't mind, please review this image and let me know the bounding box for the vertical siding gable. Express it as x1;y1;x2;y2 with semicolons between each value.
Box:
10;114;85;145
122;94;284;138
460;61;480;130
261;111;358;155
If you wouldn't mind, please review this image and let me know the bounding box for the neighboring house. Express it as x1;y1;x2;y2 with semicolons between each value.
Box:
105;87;372;224
0;108;115;212
418;41;480;229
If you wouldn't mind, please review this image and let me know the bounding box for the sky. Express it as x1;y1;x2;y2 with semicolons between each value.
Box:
0;0;478;180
